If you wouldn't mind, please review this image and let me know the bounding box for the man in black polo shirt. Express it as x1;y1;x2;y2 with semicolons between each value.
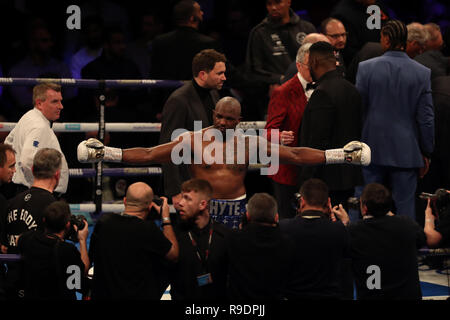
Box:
170;178;229;301
3;148;61;299
226;193;294;300
279;178;350;299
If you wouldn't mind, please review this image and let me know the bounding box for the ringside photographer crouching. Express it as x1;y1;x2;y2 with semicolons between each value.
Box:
423;189;450;248
332;183;426;300
18;200;89;300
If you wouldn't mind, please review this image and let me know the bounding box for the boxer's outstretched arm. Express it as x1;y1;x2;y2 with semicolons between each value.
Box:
279;145;326;165
122;141;176;164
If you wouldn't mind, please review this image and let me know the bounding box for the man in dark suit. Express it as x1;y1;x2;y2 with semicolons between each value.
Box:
150;0;221;82
299;41;363;208
427;76;450;189
356;20;434;220
159;49;226;207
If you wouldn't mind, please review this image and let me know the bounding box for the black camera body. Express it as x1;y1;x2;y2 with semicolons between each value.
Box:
419;188;450;219
147;195;163;220
65;215;87;242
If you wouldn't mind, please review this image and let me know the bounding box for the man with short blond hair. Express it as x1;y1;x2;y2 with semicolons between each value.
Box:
5;83;69;195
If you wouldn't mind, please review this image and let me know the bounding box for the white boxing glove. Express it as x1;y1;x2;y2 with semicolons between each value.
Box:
77;138;123;163
325;141;371;166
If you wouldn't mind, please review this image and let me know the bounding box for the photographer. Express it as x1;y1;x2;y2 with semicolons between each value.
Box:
3;148;61;299
423;189;450;248
332;183;426;300
17;200;89;300
226;193;294;300
89;182;178;300
279;178;350;299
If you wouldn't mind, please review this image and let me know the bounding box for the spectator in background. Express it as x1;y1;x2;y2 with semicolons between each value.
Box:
356;20;435;220
279;178;350;299
283;33;331;83
245;0;315;119
89;182;178;300
126;11;164;79
151;0;221;82
265;42;313;219
7;21;75;120
322;17;348;76
331;0;391;66
18;200;89;300
69;15;104;80
415;23;450;79
405;22;428;59
81;26;146;150
345;41;383;84
226;193;293;300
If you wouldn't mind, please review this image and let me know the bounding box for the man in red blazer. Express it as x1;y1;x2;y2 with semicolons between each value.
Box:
265;42;315;219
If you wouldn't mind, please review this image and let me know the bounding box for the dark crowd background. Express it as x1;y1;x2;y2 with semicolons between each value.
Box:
0;0;448;208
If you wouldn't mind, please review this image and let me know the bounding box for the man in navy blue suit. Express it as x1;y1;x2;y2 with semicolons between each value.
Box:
356;20;434;220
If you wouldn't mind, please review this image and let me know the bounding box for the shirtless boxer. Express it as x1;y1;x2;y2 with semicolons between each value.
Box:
78;96;370;228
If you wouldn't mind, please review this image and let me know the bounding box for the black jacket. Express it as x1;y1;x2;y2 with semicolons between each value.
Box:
150;26;221;81
246;9;316;85
299;69;363;191
159;81;220;197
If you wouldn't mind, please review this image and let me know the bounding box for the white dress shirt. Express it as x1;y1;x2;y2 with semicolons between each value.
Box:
5;108;69;193
297;72;314;100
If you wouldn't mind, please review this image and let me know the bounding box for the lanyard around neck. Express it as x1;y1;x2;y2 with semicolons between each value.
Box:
188;224;213;265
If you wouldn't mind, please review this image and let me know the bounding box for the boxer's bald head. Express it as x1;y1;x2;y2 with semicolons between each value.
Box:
213;97;242;132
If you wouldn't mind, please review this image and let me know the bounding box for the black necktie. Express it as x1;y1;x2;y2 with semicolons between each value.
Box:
306;82;316;91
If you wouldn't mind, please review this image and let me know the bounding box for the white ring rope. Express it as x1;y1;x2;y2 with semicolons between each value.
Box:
0;121;267;132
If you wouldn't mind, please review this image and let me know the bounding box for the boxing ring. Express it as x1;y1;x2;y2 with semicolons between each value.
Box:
0;77;449;300
0;77;266;216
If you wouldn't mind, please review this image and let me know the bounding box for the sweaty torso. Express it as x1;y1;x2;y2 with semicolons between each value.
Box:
188;130;250;199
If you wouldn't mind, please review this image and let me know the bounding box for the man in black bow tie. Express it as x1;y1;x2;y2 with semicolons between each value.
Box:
264;42;315;219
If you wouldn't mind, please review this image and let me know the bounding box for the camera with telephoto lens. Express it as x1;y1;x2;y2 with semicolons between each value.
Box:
419;188;450;219
65;215;87;242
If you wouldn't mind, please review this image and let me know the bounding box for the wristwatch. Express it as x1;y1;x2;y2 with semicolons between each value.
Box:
162;217;171;223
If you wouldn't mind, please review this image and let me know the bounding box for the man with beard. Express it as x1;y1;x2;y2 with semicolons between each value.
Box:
169;178;230;301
